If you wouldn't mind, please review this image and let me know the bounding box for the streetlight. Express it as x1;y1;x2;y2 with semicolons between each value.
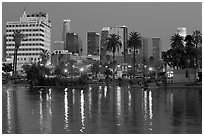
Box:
149;67;153;71
64;69;68;73
80;67;84;72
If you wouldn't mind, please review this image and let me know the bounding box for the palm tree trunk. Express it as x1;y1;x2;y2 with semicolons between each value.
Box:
195;43;198;85
113;51;115;80
133;46;136;77
12;47;18;84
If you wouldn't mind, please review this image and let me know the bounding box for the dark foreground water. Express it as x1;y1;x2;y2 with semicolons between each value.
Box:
2;84;202;134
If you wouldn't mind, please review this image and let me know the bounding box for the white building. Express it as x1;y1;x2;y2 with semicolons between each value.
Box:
177;27;187;38
5;10;51;66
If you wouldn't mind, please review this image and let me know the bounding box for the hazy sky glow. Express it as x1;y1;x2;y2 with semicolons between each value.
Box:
2;2;202;51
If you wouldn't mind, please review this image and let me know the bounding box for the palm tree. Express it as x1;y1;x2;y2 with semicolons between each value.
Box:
127;31;142;76
170;33;184;49
184;35;195;68
12;30;25;83
170;33;185;69
192;30;202;84
106;34;122;79
192;30;202;68
39;49;50;66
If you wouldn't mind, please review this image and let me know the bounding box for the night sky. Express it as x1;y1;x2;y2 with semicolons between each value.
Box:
2;2;202;52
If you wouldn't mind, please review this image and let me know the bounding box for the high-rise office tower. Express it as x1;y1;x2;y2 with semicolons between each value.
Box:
5;10;51;65
87;32;99;55
65;32;80;54
78;37;83;56
100;27;111;63
138;38;149;64
100;26;128;63
109;26;128;57
62;19;71;45
152;37;161;61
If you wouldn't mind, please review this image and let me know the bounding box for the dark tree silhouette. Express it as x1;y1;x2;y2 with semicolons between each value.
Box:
106;34;122;79
127;31;142;76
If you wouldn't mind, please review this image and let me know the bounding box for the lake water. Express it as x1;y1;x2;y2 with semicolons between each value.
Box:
2;84;202;134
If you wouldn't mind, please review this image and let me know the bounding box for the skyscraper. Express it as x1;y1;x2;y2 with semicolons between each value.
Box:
152;37;161;61
100;27;111;64
62;19;71;45
100;26;128;64
5;10;51;65
65;32;80;54
87;32;99;55
110;26;128;62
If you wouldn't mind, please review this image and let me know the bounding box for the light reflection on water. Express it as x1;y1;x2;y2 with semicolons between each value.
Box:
6;90;12;134
80;90;85;132
2;85;202;134
64;88;69;132
116;86;122;126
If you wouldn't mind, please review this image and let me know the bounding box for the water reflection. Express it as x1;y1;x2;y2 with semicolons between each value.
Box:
80;90;85;132
116;86;122;126
142;90;154;131
6;90;13;133
142;90;148;121
88;87;92;119
104;86;107;98
38;88;53;133
72;89;75;104
64;88;70;132
2;85;202;134
148;90;153;131
39;90;43;132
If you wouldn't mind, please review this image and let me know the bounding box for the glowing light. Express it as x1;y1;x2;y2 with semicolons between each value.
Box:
80;67;84;72
64;69;68;73
64;88;68;92
104;86;107;98
149;67;153;71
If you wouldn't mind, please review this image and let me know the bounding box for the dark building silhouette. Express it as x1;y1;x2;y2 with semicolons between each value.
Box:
100;27;110;64
65;32;81;54
87;32;99;55
152;37;161;61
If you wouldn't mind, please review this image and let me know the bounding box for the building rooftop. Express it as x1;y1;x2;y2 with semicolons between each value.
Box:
63;19;71;22
27;12;47;18
102;27;110;31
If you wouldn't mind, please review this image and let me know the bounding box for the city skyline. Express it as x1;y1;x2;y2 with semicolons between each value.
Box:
2;2;202;52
